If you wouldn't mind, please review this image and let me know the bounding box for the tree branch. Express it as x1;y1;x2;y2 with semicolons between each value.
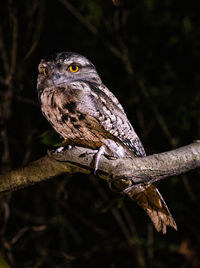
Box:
0;142;200;193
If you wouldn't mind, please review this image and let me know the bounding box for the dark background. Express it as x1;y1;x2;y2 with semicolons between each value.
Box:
1;0;200;267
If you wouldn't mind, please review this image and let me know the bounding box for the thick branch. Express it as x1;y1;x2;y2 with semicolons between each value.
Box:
0;142;200;193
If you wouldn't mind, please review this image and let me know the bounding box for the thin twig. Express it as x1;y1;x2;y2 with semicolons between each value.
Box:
59;0;123;59
0;26;10;73
10;12;18;77
139;80;177;148
90;178;147;268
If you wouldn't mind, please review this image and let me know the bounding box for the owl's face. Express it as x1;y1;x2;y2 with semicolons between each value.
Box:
37;52;101;96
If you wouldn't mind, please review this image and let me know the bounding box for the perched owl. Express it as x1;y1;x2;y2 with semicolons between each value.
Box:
37;52;177;234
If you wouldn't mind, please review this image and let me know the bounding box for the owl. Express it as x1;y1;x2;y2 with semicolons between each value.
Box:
37;52;177;234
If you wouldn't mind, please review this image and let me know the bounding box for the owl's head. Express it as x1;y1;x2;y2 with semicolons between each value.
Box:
37;52;102;95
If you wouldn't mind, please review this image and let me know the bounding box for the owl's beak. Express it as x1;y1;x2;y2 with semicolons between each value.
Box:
52;74;66;86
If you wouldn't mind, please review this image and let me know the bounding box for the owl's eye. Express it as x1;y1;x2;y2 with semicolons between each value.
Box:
69;65;79;73
42;67;48;77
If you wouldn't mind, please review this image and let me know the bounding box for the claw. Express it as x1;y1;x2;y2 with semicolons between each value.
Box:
93;146;105;175
55;145;72;153
55;146;65;153
66;145;72;150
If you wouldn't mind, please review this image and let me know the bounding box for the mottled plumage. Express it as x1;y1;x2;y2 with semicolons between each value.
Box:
37;52;177;233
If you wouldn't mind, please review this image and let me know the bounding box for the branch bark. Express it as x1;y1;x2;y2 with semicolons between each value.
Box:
0;141;200;193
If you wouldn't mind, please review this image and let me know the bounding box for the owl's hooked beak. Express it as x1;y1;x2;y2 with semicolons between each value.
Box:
51;74;67;87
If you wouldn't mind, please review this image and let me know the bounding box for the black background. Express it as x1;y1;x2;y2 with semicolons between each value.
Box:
1;0;200;267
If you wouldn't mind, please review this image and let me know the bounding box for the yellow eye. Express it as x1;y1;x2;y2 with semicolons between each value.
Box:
69;65;79;73
42;67;48;77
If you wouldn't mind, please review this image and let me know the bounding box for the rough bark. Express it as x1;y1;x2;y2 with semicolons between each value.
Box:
0;141;200;193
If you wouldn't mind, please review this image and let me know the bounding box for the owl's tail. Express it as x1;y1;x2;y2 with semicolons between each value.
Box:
126;184;177;234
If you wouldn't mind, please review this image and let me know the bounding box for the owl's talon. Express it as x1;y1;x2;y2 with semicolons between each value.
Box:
55;146;65;153
66;145;72;150
93;146;106;175
55;145;72;154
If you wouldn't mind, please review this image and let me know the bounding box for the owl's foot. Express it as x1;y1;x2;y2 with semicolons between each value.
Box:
92;140;130;175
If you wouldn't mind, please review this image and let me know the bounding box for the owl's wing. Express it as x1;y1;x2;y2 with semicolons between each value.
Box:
90;83;146;157
99;84;125;113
